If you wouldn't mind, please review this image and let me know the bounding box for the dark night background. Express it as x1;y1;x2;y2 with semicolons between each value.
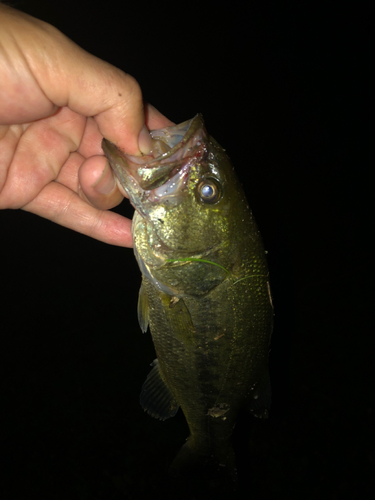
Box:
1;1;373;499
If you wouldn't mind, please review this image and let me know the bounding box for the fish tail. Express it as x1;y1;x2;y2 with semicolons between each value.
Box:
169;438;238;492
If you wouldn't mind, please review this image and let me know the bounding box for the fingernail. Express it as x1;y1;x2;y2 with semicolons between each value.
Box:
93;162;116;194
138;124;153;155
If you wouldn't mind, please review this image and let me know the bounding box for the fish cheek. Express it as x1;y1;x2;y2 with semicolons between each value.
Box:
152;192;226;253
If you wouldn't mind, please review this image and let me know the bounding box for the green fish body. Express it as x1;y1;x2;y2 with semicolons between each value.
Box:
102;115;273;479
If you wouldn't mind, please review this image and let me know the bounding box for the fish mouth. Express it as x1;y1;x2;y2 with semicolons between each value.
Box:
102;114;207;214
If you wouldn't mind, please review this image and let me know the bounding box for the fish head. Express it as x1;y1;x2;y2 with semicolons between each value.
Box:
102;115;251;296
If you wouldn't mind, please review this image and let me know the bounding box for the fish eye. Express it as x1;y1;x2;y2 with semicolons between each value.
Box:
197;179;222;204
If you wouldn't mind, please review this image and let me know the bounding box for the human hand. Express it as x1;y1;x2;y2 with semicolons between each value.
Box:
0;5;173;247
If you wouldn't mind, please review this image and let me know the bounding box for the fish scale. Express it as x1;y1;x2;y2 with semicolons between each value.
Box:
102;114;273;484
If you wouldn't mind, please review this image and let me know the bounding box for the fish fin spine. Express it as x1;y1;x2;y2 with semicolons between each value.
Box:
140;359;179;420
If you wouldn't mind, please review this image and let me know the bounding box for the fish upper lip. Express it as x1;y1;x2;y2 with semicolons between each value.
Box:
133;114;206;191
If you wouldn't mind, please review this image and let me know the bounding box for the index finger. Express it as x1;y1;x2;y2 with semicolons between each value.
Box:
2;5;148;155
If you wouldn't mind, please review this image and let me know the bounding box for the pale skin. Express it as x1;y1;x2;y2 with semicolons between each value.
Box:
0;4;173;247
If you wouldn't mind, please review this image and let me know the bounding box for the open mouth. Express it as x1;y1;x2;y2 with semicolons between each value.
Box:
102;114;207;197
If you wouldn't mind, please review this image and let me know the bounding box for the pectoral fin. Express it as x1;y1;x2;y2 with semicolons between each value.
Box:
140;359;179;421
137;282;149;333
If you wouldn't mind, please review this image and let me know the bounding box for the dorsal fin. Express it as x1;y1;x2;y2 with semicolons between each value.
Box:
248;369;272;418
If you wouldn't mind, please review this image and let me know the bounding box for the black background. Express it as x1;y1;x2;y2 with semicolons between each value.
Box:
1;1;374;499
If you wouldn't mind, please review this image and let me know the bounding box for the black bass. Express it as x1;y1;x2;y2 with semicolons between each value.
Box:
102;115;273;481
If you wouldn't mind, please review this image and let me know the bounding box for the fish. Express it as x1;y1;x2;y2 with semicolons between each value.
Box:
102;114;273;485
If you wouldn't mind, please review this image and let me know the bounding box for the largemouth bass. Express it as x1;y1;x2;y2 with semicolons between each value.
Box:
102;115;273;482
